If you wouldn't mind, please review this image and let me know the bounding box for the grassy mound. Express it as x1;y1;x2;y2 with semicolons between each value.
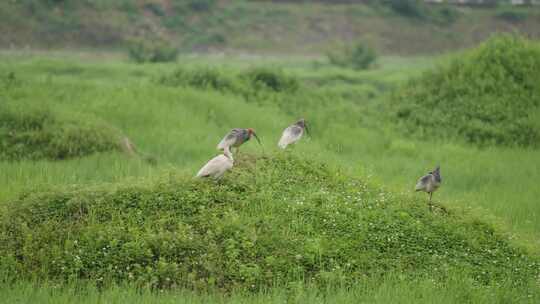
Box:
389;34;540;147
0;155;537;290
0;103;122;161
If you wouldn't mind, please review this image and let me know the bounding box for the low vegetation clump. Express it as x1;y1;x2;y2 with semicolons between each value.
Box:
380;0;459;24
127;38;179;64
158;67;299;94
0;154;537;290
326;42;378;71
389;34;540;147
0;103;122;161
496;8;529;23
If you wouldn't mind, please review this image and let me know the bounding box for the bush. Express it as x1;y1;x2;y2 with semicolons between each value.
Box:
0;103;122;161
241;68;299;92
128;38;179;64
158;67;238;92
386;0;426;19
496;9;528;23
0;154;538;289
187;0;217;12
388;34;540;147
159;67;299;94
327;43;378;70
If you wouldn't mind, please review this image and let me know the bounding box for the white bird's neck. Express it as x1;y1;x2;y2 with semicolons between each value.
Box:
224;147;233;162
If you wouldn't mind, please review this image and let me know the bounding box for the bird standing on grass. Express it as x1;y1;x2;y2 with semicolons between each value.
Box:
415;166;442;206
196;146;234;179
278;118;309;149
217;128;261;153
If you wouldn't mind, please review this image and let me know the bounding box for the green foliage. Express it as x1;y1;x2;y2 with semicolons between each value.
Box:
127;39;179;64
386;0;427;19
389;34;540;147
496;8;529;23
241;68;299;93
0;155;538;290
186;0;217;12
158;66;299;94
158;67;238;92
377;0;459;24
327;43;378;71
0;103;122;161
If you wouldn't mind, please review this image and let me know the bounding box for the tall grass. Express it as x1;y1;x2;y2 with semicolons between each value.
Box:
1;273;538;304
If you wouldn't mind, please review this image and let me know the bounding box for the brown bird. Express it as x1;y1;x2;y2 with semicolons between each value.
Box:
415;166;442;205
217;128;261;153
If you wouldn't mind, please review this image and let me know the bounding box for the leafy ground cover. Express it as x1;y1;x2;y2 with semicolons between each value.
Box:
1;155;538;292
389;34;540;147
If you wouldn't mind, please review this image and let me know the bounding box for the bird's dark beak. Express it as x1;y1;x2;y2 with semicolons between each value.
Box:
304;124;311;137
253;132;262;146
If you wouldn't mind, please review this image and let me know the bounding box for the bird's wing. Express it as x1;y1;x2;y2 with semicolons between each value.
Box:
278;126;303;149
217;130;239;150
415;174;432;191
196;155;227;177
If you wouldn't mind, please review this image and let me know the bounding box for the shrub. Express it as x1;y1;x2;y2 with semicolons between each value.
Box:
327;43;378;70
241;68;299;92
386;0;426;19
0;72;20;90
0;154;538;289
159;67;299;94
158;67;238;92
435;6;460;25
388;34;540;147
496;9;528;23
128;38;179;64
0;103;122;161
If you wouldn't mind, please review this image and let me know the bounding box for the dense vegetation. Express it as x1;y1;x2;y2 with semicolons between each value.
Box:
0;102;122;161
1;35;540;301
1;0;540;54
389;34;540;147
1;154;538;291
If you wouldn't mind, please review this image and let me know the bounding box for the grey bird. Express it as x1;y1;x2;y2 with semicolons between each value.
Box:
196;146;234;179
415;166;442;205
217;128;261;153
278;118;309;149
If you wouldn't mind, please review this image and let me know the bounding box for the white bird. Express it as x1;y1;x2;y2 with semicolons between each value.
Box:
278;118;309;149
196;146;234;179
415;166;442;204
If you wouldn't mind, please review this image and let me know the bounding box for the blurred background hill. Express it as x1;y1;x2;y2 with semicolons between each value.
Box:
1;0;540;55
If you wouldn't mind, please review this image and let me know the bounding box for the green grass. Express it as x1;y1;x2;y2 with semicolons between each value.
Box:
2;274;539;304
1;49;539;301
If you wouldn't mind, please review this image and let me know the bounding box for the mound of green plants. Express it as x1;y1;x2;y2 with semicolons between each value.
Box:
389;34;540;147
127;38;179;64
0;154;537;290
158;67;299;94
326;42;378;71
0;103;122;161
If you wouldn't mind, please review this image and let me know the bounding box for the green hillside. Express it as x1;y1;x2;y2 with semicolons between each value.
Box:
1;1;540;54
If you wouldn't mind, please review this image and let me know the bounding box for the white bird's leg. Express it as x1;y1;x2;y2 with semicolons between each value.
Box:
429;192;433;203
